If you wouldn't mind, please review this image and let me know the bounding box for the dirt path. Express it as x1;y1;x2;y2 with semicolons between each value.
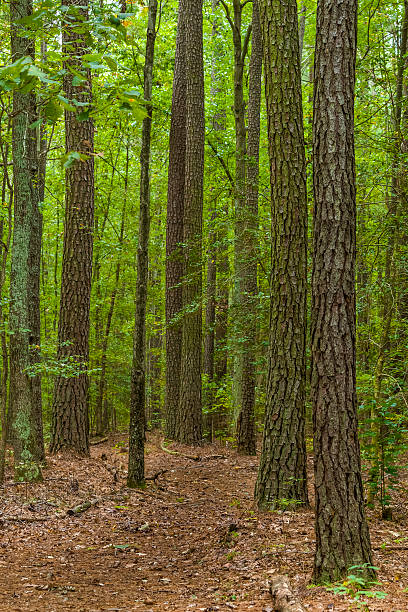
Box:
0;435;407;611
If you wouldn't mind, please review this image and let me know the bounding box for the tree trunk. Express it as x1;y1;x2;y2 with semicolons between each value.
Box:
236;0;261;456
9;0;44;479
95;146;129;435
128;0;158;488
311;0;374;581
50;0;94;455
255;0;308;507
177;0;205;444
227;0;252;437
203;211;217;428
0;125;13;483
165;0;186;439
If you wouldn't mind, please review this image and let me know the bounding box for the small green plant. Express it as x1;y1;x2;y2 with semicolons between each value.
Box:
326;565;386;605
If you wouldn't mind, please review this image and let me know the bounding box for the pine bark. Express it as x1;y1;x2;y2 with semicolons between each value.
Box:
128;0;158;488
236;0;262;455
177;0;205;444
255;0;308;507
9;0;44;478
311;0;374;581
165;0;186;439
50;0;94;455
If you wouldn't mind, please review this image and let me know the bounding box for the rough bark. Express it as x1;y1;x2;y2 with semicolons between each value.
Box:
165;0;186;439
311;0;374;581
177;0;205;444
9;0;44;478
255;0;308;507
128;0;158;488
50;0;94;455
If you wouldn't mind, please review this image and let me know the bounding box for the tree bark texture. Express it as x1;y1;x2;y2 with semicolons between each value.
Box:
236;0;262;456
128;0;158;488
177;0;205;444
311;0;374;581
50;0;94;455
9;0;44;477
255;0;308;508
165;0;186;439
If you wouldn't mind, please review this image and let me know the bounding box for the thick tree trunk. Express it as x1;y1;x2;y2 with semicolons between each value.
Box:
177;0;205;444
165;0;186;439
255;0;308;507
236;0;261;456
311;0;374;581
50;0;94;455
128;0;158;488
9;0;44;479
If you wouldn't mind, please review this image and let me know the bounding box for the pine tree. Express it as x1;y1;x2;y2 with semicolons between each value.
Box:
255;0;308;508
50;0;94;455
311;0;374;581
177;0;205;444
165;0;186;439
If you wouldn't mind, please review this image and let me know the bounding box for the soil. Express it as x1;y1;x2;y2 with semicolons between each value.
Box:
0;433;407;611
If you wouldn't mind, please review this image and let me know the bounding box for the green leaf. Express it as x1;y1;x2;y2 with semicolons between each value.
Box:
44;100;63;123
57;94;76;112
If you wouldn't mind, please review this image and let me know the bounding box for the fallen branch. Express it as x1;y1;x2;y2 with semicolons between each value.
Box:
160;444;225;462
66;498;101;516
0;516;51;522
269;575;305;612
90;437;108;446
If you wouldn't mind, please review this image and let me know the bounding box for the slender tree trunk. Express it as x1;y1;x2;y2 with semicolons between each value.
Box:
311;0;374;581
203;211;217;428
236;0;261;455
165;0;186;438
203;1;223;426
147;272;162;427
368;0;408;509
209;0;229;434
128;0;158;487
95;147;129;435
177;0;205;444
0;126;12;483
50;0;94;455
9;0;44;479
298;2;306;60
227;0;251;432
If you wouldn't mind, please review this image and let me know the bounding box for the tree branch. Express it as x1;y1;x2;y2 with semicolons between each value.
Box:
241;23;252;62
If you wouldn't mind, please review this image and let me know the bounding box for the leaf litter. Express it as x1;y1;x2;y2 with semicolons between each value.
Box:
0;432;407;611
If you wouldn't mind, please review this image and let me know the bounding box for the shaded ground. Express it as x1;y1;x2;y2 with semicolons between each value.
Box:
0;434;407;611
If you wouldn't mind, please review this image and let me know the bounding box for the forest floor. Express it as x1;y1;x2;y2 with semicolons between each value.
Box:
0;433;407;612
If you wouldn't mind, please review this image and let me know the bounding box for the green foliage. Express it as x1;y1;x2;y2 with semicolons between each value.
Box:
359;387;408;513
325;565;386;607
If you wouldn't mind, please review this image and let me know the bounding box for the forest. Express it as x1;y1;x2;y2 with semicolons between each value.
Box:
0;0;408;609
